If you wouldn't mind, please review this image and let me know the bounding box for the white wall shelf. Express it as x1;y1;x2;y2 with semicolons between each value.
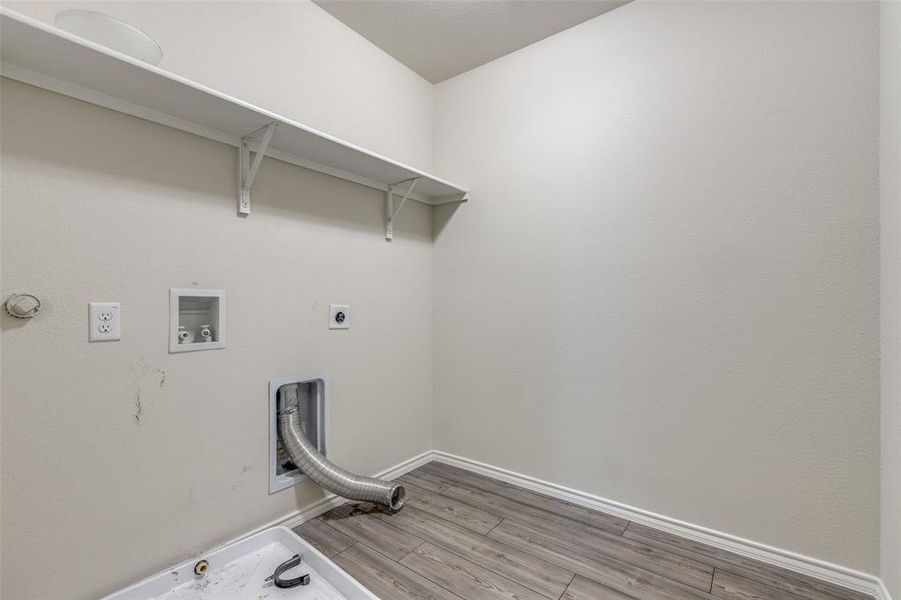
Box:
0;8;468;226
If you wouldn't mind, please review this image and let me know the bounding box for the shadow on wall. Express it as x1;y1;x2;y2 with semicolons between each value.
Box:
0;310;38;334
433;202;461;239
0;79;433;244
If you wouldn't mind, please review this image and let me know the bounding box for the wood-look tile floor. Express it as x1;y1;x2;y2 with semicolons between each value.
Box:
293;462;868;600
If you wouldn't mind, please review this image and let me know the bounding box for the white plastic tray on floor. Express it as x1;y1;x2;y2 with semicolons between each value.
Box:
102;526;378;600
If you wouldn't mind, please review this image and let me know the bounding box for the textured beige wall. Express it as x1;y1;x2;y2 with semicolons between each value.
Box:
1;3;437;598
881;1;901;594
0;79;434;599
433;0;881;572
0;0;889;594
1;0;436;171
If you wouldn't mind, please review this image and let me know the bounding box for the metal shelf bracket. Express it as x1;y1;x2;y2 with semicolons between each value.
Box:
238;122;278;215
385;177;420;241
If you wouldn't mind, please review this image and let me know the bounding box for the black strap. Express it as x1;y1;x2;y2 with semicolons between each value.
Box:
265;554;310;588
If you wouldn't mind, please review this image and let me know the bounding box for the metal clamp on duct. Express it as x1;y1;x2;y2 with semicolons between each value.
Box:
277;388;405;512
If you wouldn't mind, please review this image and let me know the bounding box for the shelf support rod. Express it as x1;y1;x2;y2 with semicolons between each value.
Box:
238;121;278;215
385;177;419;241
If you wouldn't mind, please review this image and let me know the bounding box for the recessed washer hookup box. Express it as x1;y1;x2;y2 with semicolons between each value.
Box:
102;526;377;600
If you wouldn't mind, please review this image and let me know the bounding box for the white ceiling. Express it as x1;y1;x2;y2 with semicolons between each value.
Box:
313;0;632;83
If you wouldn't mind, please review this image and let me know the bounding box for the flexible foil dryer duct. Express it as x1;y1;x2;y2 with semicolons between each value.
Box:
278;391;405;512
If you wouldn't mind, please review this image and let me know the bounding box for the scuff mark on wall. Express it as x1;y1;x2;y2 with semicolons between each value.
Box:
130;359;168;425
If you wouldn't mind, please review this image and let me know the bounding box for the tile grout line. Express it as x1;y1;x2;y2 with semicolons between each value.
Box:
398;541;558;600
621;527;845;600
438;482;625;538
321;506;427;563
483;516;505;537
557;573;578;600
295;517;356;557
322;466;852;600
292;462;879;600
429;465;629;534
483;515;718;597
406;484;506;535
342;540;468;600
375;509;572;600
499;517;717;593
330;540;360;560
395;538;427;563
430;475;715;594
426;458;881;600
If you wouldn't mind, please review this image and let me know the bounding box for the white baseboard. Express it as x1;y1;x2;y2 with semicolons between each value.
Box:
225;449;433;547
251;448;891;600
101;451;432;598
105;449;893;600
429;450;891;600
276;449;434;530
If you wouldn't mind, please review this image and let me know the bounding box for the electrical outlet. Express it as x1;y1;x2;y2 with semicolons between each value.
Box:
329;304;350;330
89;302;121;342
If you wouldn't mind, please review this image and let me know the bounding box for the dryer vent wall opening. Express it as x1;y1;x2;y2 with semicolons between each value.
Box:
269;375;405;512
268;375;329;494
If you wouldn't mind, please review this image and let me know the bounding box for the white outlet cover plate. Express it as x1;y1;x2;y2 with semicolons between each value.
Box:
89;302;121;342
329;304;350;329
